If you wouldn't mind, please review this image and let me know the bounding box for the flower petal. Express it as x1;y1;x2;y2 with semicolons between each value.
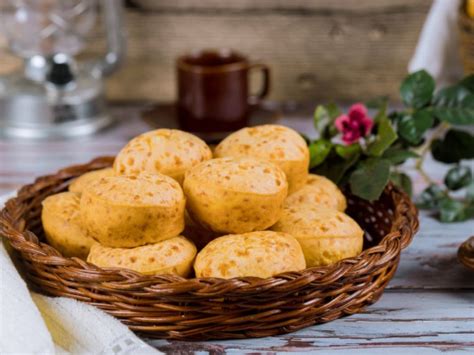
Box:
342;130;361;145
361;116;374;136
348;103;368;120
335;114;350;132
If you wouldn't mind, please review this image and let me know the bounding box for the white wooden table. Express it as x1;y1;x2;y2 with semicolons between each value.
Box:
1;104;473;354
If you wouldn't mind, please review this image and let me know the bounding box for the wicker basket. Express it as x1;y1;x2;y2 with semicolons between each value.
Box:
458;236;474;271
459;1;474;74
0;157;418;340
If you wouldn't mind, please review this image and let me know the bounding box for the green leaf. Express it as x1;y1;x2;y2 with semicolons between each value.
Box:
466;182;474;201
432;94;474;125
431;82;474;125
464;203;474;220
349;158;391;201
444;165;472;191
418;184;446;208
313;152;360;184
431;129;474;163
438;198;469;223
309;139;332;168
335;144;361;160
314;104;341;136
400;70;435;109
314;105;330;135
326;103;341;120
390;172;413;196
382;147;419;165
398;110;434;145
366;96;389;123
367;117;397;156
460;74;474;92
323;125;339;138
373;102;389;124
433;85;471;108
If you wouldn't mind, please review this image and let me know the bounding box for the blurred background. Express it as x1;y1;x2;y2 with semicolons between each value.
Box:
0;0;434;103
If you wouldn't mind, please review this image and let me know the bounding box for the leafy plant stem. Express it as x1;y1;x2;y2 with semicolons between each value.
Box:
414;122;450;185
310;70;474;222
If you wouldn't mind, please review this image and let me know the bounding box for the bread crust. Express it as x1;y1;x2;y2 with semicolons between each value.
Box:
41;192;95;259
194;231;306;278
88;236;196;277
69;168;115;194
285;174;347;211
183;157;288;234
80;173;185;247
114;129;212;184
214;125;309;193
272;204;363;267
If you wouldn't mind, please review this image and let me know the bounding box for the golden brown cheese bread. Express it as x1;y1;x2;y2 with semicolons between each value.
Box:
87;236;196;277
114;129;212;184
214;125;309;193
194;231;306;278
80;173;185;248
271;204;363;267
41;192;95;259
69;168;115;194
285;174;347;211
183;157;288;234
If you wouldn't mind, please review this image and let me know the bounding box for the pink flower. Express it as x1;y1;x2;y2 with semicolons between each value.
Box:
335;103;374;145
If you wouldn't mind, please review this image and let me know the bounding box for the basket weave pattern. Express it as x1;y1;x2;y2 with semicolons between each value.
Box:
0;157;418;340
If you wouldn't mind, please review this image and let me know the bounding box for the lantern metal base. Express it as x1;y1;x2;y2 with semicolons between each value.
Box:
0;114;113;139
0;74;114;139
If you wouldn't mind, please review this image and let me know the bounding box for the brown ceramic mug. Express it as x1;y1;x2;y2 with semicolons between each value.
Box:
177;49;270;132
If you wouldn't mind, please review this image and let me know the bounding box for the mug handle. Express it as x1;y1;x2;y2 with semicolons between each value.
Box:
248;63;270;105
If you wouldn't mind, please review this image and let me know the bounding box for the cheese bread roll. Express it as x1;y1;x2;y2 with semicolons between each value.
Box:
88;236;196;277
41;192;95;259
80;173;185;247
69;168;115;194
114;129;212;184
214;125;309;193
285;174;346;211
183;157;288;234
194;231;306;278
271;204;363;267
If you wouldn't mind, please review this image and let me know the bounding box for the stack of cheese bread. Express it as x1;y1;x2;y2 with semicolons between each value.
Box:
42;125;364;279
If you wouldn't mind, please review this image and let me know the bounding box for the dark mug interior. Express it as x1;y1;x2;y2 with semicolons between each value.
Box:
179;50;247;69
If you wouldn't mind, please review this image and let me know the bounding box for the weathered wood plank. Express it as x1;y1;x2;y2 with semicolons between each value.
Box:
390;212;474;290
133;0;430;11
0;0;432;102
148;290;474;353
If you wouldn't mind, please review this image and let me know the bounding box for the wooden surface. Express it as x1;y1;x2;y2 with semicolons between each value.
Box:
0;0;431;102
0;103;473;354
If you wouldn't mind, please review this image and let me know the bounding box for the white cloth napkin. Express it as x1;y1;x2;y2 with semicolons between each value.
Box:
409;0;464;85
0;193;161;355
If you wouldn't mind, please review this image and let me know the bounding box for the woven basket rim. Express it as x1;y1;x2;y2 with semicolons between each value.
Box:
0;156;419;291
